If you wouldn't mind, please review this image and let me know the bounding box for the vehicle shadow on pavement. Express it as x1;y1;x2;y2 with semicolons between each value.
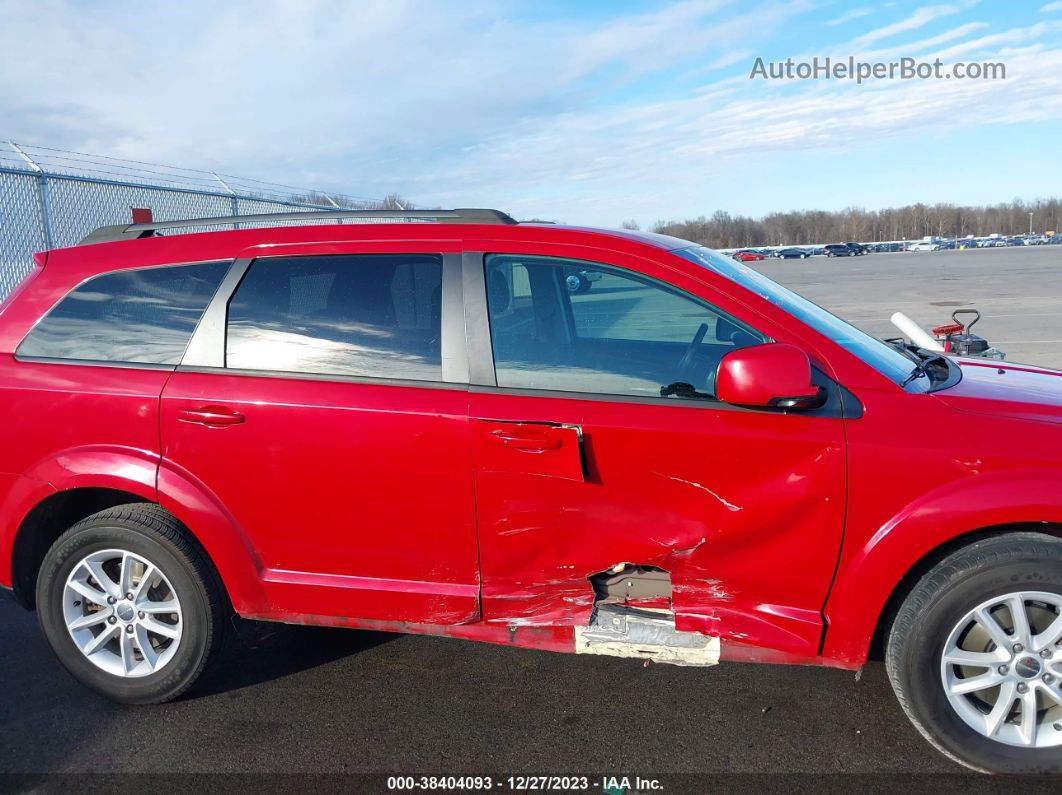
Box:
189;620;396;699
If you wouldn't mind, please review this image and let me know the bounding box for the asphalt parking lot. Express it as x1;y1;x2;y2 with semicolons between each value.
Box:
756;245;1062;370
2;245;1059;788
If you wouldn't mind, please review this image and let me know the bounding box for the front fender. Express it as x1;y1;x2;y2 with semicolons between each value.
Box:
822;468;1062;665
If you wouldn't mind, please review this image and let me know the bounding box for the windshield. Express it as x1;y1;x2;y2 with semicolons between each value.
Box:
675;245;915;383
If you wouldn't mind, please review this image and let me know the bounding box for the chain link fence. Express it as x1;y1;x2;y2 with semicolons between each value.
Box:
0;142;389;298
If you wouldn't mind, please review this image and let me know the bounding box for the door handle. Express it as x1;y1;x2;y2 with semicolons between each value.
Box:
489;429;563;451
177;407;245;427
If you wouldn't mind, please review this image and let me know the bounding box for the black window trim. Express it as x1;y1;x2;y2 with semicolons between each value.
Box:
14;258;234;372
180;250;468;387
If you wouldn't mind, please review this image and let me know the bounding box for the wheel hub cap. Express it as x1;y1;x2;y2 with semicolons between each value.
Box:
62;548;183;678
1015;656;1042;679
940;590;1062;748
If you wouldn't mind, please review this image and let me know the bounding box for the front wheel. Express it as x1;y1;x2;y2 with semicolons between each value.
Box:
36;504;229;704
886;533;1062;773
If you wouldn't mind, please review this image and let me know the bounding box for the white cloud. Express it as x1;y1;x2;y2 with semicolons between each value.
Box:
827;7;873;26
857;21;989;60
419;43;1062;222
707;48;756;69
850;4;965;47
0;0;1059;224
1041;2;1062;12
930;20;1061;60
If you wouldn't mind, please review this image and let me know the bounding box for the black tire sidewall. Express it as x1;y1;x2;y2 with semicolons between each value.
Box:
37;522;215;704
895;559;1062;773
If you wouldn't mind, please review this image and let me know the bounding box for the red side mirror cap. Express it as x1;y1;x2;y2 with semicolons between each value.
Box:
716;343;822;409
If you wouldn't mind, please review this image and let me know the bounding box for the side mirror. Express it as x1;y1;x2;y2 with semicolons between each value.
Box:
716;343;824;410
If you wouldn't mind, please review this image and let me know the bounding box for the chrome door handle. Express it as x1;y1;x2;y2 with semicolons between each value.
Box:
489;429;563;451
177;407;245;427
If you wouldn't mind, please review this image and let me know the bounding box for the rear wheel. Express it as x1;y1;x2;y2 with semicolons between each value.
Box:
36;504;229;704
886;533;1062;773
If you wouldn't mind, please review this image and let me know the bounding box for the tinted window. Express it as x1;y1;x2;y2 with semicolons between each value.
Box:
18;261;229;365
226;254;443;380
486;255;766;399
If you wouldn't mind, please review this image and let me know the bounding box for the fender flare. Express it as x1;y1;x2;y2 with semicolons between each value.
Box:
5;445;266;614
156;460;267;614
22;443;159;496
821;468;1062;665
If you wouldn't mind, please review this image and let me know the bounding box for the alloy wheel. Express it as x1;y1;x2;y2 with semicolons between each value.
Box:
62;548;183;677
940;591;1062;748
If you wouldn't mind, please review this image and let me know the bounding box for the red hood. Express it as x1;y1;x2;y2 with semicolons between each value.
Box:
933;359;1062;424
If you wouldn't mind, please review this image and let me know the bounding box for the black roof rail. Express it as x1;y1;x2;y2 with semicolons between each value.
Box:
77;208;518;246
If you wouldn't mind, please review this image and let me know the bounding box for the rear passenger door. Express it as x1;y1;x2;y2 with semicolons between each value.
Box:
160;245;479;624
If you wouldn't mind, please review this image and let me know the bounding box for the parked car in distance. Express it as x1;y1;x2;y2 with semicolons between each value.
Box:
808;246;827;256
844;242;868;256
732;249;765;261
909;241;941;252
3;208;1062;775
773;247;810;259
823;243;852;257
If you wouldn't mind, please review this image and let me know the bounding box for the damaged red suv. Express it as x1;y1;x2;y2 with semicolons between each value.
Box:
2;209;1061;773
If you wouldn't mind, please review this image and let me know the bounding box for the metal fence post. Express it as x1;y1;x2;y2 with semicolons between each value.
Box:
1;142;387;300
213;171;240;229
9;141;54;249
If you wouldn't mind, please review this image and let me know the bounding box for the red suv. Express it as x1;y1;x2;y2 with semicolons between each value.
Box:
2;209;1061;773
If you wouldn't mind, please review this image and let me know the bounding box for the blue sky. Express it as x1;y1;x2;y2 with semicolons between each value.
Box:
2;0;1061;225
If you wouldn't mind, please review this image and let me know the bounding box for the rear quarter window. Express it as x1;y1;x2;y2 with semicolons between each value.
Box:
17;261;229;366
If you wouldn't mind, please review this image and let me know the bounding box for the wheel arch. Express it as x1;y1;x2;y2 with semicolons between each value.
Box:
826;520;1062;666
868;522;1062;661
155;461;267;615
10;473;267;615
11;487;153;607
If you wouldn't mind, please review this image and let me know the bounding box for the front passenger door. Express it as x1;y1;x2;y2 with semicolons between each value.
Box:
470;253;847;656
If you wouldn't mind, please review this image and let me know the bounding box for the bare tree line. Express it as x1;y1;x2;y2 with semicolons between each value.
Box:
283;193;1062;249
646;198;1062;248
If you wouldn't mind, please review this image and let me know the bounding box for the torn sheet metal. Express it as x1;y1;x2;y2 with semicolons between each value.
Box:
574;604;720;666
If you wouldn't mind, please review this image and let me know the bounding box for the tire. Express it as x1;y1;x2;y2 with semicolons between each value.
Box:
886;532;1062;773
36;504;229;704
